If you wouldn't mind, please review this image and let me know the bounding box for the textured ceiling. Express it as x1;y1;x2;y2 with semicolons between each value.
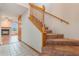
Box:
0;3;27;17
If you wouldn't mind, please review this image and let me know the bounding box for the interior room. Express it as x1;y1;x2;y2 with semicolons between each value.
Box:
0;3;79;56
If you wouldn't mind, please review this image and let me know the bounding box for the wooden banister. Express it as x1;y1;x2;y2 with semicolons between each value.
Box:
17;3;69;24
29;3;70;47
45;11;69;24
29;15;46;47
29;15;43;32
29;3;46;47
29;3;69;24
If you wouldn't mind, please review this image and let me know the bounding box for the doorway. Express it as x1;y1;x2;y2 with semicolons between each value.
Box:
0;18;19;45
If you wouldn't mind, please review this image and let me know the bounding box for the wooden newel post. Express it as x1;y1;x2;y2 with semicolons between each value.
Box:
42;5;45;32
42;5;46;47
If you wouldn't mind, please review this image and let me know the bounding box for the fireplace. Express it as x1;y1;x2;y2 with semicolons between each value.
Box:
1;28;10;35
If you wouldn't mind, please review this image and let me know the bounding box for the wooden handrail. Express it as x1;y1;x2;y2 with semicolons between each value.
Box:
29;3;46;47
29;3;45;33
29;15;46;47
17;3;69;24
45;11;69;24
29;3;69;24
29;15;43;32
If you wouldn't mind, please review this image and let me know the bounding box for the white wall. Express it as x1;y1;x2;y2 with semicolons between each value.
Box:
42;3;79;39
0;28;2;44
21;10;43;52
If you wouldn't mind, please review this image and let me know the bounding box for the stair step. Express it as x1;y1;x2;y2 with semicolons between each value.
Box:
47;39;79;46
46;34;64;39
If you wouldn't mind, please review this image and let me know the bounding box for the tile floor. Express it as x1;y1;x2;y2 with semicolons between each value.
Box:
0;35;39;56
0;42;39;56
2;35;79;56
1;35;19;45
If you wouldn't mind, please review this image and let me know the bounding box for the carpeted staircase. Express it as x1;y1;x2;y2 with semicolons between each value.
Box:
45;26;79;46
40;26;79;56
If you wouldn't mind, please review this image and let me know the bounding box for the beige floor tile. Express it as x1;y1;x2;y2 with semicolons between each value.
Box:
0;35;39;56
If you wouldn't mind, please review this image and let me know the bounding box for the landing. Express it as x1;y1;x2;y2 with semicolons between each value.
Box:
41;45;79;56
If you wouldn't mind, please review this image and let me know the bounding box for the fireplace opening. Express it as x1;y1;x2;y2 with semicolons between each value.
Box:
1;29;10;35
